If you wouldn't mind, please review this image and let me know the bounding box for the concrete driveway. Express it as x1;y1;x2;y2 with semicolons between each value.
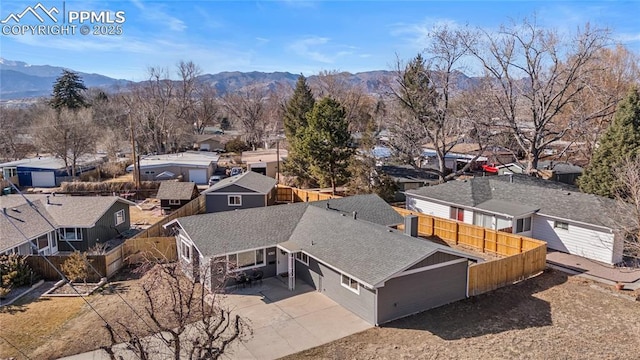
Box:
220;277;372;359
61;277;371;360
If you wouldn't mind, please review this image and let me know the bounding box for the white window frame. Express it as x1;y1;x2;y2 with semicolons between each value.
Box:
341;274;360;295
295;252;309;265
226;248;266;272
114;209;125;226
180;239;191;263
168;199;181;205
554;221;569;230
60;228;83;241
515;217;532;233
3;167;17;178
228;195;242;206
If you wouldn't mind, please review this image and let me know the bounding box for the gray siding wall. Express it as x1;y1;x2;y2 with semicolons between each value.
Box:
295;257;376;324
138;165;213;182
205;193;266;213
377;261;468;324
58;201;130;252
407;252;461;271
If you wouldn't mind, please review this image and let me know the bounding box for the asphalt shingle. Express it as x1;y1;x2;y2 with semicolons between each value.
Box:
1;200;57;252
203;171;277;194
156;181;198;200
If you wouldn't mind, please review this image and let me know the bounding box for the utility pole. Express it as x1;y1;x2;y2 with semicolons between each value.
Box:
129;113;140;194
276;138;280;185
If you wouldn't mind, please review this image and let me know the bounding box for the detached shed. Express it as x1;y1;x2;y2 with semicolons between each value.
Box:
156;181;200;213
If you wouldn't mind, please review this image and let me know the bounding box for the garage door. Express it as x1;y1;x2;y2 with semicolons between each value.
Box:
200;143;210;151
377;260;468;324
188;169;207;184
31;171;56;187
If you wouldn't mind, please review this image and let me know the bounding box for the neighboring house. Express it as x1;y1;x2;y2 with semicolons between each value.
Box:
202;171;277;213
379;165;438;201
0;155;106;187
0;194;134;255
242;149;288;179
497;161;583;185
405;174;623;264
194;134;226;152
165;195;479;325
156;181;200;213
127;152;219;184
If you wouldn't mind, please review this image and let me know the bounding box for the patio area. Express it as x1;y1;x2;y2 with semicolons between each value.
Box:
218;276;372;360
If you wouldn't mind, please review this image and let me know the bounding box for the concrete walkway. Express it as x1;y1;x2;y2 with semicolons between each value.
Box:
547;250;640;289
61;277;371;360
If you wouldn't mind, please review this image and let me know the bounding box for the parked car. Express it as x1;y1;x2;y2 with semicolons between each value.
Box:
208;175;222;186
230;167;243;177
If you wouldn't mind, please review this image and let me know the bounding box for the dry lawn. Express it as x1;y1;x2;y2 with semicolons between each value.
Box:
129;200;165;226
285;269;640;360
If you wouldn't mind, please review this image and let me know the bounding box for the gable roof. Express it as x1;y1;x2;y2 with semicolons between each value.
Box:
156;181;199;201
406;174;617;228
0;200;57;252
0;194;134;228
172;194;473;287
203;171;277;194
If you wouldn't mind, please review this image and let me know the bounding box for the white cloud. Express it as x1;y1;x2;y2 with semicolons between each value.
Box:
390;18;461;50
288;36;333;63
129;0;186;32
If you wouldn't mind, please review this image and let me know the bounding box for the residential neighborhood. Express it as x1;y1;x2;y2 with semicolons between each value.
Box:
1;1;640;359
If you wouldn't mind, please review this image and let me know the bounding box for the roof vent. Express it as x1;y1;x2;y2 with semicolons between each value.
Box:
352;211;357;220
341;213;346;216
387;229;392;232
567;192;571;195
46;195;50;205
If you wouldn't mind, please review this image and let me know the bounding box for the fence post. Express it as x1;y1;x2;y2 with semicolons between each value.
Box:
482;228;486;253
519;236;524;254
454;222;459;245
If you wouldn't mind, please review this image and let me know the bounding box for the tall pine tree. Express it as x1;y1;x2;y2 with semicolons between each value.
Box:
578;87;640;197
301;97;354;194
283;75;315;186
49;70;89;110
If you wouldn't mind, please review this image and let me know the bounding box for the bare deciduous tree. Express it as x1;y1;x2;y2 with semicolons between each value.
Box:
614;156;640;263
465;18;610;172
223;88;267;150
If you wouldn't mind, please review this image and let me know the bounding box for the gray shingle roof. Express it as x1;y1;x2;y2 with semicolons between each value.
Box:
175;194;474;287
203;171;277;194
0;200;57;252
406;174;618;227
156;182;198;200
0;194;133;228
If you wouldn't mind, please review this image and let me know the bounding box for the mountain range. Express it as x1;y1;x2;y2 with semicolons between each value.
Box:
0;58;474;102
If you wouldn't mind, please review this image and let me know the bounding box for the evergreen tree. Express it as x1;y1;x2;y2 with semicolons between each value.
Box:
49;70;89;110
578;88;640;197
282;75;316;186
301;97;354;194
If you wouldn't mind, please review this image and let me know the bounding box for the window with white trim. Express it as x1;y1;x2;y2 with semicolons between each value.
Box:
228;195;242;206
295;252;309;265
449;207;464;222
114;209;125;226
515;217;532;233
554;221;569;230
61;228;82;241
168;199;181;205
341;274;360;294
227;249;265;271
180;240;191;262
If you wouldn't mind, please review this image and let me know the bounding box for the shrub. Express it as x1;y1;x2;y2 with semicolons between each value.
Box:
0;254;38;297
61;251;91;285
224;137;250;153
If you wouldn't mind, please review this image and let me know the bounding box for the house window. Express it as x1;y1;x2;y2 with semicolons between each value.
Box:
449;207;464;222
114;209;125;226
473;212;494;229
554;221;569;230
61;228;82;241
341;274;360;294
168;199;181;205
180;240;191;262
228;195;242;206
516;217;532;233
295;252;309;265
31;234;50;255
227;249;266;271
144;170;156;175
3;167;17;178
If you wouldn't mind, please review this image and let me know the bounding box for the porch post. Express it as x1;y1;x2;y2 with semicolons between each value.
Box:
288;252;295;291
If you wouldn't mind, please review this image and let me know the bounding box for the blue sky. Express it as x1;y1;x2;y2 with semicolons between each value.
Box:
1;0;639;80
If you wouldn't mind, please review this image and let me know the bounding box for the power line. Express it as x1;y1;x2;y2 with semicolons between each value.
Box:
0;333;32;360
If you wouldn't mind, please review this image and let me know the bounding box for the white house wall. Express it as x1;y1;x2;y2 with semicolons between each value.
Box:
407;197;473;224
532;215;620;264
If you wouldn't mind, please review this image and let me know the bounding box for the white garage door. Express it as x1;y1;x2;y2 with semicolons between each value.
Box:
31;171;56;187
188;169;207;184
200;143;210;151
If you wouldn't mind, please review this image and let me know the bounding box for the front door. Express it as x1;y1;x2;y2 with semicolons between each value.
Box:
276;249;288;276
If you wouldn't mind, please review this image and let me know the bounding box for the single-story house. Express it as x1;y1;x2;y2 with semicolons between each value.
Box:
194;134;227;152
497;161;583;185
202;171;277;213
242;149;288;179
405;174;623;264
127;152;219;184
0;154;106;187
156;181;200;213
379;165;438;201
165;195;479;325
1;194;134;255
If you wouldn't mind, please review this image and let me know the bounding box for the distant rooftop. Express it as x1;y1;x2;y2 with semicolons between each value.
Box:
0;154;106;170
127;151;220;171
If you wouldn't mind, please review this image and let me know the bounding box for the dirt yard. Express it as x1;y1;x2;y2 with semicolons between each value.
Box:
1;269;639;359
285;269;640;360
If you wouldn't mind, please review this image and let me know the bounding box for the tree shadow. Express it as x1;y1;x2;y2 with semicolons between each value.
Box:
382;269;568;339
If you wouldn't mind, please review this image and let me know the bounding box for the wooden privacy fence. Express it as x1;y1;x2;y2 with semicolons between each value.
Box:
134;194;206;238
122;237;177;264
276;185;342;203
26;252;110;282
393;207;547;296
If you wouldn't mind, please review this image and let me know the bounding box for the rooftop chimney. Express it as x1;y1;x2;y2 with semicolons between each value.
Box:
404;215;418;237
46;195;50;205
352;211;357;220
